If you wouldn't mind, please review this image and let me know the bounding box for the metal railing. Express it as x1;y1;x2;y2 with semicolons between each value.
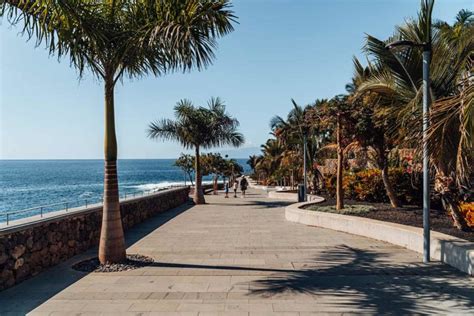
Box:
1;184;187;226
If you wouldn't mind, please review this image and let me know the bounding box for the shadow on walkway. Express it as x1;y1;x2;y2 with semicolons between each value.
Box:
249;245;474;314
210;200;293;209
0;203;193;315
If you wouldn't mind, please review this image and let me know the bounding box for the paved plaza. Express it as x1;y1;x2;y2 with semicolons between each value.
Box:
0;188;473;315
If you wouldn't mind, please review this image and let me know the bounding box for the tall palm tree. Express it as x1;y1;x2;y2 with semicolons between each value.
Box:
1;0;236;263
358;2;473;229
270;99;324;191
256;139;284;185
148;98;244;204
350;57;402;208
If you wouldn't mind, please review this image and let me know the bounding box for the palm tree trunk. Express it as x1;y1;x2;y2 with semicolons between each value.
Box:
194;146;205;204
436;174;471;231
98;71;126;264
381;163;401;208
336;115;344;210
442;194;471;231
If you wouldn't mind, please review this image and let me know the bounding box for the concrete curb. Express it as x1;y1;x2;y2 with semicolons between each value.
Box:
268;190;325;202
286;201;474;276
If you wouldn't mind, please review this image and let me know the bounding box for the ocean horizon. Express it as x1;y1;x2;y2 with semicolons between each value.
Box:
0;159;250;222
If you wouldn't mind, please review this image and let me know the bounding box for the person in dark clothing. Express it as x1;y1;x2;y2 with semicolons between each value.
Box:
240;176;248;198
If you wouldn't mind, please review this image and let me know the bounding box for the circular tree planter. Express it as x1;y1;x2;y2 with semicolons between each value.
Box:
72;254;154;273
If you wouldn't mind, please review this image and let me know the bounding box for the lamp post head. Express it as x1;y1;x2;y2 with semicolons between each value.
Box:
385;40;430;51
385;40;417;50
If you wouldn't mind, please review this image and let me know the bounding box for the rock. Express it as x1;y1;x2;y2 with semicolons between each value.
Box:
15;263;30;281
0;253;8;265
26;237;34;249
10;245;26;259
49;244;59;254
14;258;24;270
29;252;41;265
68;240;76;247
47;231;56;243
1;270;14;286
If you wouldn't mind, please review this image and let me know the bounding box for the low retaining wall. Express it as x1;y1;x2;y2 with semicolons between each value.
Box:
0;187;190;291
268;190;324;202
286;201;474;276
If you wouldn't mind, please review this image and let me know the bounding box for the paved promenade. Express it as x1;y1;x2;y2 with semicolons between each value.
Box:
1;188;473;315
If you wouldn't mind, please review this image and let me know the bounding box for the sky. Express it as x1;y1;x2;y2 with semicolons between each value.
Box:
1;0;472;159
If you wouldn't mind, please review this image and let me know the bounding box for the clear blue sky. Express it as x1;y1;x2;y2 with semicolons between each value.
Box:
1;0;472;159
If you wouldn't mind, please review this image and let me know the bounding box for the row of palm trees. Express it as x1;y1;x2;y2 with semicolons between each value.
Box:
147;97;244;203
251;1;473;230
1;0;238;263
174;152;244;192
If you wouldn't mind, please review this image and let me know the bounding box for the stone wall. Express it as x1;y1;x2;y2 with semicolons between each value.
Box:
0;187;190;291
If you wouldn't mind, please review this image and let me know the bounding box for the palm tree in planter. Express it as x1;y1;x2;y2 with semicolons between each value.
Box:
148;98;244;204
1;0;236;263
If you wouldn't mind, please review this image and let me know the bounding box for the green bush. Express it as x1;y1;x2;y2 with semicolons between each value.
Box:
324;168;423;205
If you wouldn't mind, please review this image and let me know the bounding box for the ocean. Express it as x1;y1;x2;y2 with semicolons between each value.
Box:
0;159;250;222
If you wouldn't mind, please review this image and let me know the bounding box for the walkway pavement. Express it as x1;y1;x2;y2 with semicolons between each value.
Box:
1;188;473;315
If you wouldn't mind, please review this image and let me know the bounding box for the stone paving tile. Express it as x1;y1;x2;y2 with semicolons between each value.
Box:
0;188;473;315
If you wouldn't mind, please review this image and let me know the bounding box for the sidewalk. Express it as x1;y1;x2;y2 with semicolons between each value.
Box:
0;188;472;315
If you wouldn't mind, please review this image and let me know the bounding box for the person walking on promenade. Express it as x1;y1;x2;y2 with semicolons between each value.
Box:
224;181;229;198
240;176;248;198
233;179;239;198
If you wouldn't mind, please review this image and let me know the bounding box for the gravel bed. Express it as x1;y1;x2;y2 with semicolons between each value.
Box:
72;254;154;273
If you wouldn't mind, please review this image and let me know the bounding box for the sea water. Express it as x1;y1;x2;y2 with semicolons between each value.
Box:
0;159;249;222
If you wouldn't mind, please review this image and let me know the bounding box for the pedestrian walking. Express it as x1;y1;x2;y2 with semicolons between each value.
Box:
240;176;248;198
224;181;229;198
233;179;238;198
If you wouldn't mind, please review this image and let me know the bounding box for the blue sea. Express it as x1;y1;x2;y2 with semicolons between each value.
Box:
0;159;249;222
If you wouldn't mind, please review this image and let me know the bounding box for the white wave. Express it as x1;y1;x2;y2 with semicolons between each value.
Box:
127;180;213;192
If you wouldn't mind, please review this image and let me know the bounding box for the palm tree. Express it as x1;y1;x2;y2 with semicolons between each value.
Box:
350;57;402;208
256;139;284;185
1;0;236;263
247;155;259;173
270;99;324;192
318;96;354;210
148;98;244;204
358;2;473;229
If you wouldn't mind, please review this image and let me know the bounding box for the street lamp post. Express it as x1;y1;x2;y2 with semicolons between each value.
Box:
386;40;431;263
303;132;308;202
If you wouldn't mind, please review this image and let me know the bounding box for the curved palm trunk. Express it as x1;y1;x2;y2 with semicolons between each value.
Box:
381;165;401;208
336;116;344;210
442;195;470;231
98;72;126;264
436;175;471;231
377;152;402;207
194;146;205;204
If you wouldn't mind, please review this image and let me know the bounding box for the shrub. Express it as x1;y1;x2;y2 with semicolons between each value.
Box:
306;204;375;215
324;168;423;205
459;202;474;228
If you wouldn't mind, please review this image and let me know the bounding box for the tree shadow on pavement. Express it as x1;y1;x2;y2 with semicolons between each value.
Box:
210;200;293;209
249;245;474;314
0;203;193;315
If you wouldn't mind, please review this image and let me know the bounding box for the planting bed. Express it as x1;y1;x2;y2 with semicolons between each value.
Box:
303;196;474;242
